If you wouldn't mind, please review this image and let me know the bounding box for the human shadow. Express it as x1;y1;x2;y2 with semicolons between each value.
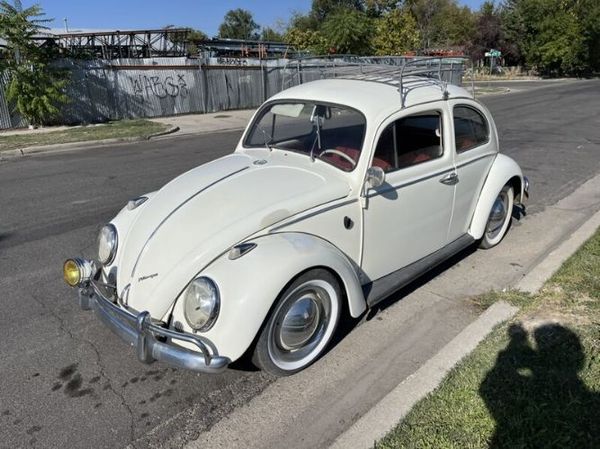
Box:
480;323;600;449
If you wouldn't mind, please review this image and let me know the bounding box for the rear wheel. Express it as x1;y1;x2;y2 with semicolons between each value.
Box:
252;268;342;376
480;185;514;249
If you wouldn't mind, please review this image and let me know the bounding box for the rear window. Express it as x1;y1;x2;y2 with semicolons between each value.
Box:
453;106;489;153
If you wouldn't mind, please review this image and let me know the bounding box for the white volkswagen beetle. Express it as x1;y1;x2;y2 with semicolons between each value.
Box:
64;75;528;376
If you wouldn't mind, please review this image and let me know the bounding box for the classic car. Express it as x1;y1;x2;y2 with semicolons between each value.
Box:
63;72;528;376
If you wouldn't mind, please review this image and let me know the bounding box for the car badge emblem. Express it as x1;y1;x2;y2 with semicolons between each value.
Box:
138;273;158;282
253;159;267;165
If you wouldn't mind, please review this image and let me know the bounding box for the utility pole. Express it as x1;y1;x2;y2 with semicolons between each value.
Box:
64;17;69;33
14;0;22;63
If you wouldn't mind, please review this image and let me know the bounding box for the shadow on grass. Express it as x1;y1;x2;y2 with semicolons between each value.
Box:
480;323;599;448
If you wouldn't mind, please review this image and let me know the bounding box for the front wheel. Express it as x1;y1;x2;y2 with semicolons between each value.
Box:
252;268;342;376
480;185;514;249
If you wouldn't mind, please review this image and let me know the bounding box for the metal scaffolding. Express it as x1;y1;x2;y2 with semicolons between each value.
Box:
37;29;190;59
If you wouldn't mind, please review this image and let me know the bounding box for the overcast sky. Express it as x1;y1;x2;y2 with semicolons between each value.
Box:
36;0;484;37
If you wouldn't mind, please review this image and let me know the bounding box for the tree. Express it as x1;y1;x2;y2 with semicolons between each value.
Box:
285;27;328;54
321;8;373;54
311;0;364;21
364;0;399;17
501;0;590;75
164;26;208;56
288;11;320;31
218;9;259;40
0;1;69;126
470;1;503;61
407;0;474;50
372;8;420;55
261;27;284;42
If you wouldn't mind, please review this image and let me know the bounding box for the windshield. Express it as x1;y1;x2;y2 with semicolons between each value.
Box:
244;101;366;172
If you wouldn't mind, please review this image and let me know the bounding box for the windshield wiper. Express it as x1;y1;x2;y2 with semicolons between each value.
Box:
309;116;323;162
256;125;274;152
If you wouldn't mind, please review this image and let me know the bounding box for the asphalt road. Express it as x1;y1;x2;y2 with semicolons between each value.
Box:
1;79;599;449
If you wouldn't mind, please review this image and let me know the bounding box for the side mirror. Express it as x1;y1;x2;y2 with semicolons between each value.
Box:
366;166;385;189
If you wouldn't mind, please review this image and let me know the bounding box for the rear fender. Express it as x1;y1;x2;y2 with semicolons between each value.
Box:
469;153;524;240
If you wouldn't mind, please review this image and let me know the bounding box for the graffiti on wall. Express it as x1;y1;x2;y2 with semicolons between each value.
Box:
130;74;189;100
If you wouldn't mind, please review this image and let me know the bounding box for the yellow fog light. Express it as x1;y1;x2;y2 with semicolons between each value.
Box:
63;258;95;287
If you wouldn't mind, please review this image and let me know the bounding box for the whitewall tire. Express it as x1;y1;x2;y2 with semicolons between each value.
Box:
252;268;342;376
480;185;514;249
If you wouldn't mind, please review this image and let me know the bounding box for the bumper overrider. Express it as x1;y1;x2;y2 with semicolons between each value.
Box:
519;176;530;206
67;259;230;373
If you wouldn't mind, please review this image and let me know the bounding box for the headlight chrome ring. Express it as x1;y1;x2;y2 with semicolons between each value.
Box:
98;224;118;265
183;277;220;332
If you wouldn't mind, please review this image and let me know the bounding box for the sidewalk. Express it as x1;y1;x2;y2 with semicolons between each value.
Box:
150;109;255;137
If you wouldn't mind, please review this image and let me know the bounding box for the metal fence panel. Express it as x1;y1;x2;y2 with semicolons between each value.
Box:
0;57;464;129
0;72;27;129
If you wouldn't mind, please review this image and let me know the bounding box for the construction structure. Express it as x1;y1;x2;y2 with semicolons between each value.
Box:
33;28;190;59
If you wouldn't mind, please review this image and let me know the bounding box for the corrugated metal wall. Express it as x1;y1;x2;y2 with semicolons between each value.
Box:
0;57;464;129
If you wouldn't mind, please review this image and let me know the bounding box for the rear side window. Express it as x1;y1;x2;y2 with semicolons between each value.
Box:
372;112;443;172
453;106;489;153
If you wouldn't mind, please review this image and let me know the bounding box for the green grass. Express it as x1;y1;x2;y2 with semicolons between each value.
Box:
377;229;600;449
0;119;170;152
474;87;511;96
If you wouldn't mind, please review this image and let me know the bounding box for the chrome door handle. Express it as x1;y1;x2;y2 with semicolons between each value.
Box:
440;172;459;185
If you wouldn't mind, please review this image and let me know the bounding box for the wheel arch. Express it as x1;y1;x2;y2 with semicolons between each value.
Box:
469;153;524;240
186;232;366;362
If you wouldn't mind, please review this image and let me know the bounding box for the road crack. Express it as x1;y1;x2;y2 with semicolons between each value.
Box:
29;291;137;445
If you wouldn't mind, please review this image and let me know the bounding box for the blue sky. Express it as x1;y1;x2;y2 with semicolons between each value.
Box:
36;0;484;36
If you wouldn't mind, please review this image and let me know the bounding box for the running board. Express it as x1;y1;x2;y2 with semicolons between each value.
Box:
363;234;475;307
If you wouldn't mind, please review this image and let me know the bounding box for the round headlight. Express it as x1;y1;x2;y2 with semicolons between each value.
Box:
97;224;118;265
183;277;220;332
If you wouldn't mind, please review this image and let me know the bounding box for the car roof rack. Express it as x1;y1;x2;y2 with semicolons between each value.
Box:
282;55;474;109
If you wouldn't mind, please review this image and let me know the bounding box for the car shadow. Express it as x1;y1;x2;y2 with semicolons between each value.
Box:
328;241;479;353
480;323;600;448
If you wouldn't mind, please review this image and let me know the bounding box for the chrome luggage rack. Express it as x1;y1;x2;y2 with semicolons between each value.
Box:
282;55;474;108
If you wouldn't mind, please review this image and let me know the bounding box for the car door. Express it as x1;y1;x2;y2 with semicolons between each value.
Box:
447;101;497;241
360;106;456;284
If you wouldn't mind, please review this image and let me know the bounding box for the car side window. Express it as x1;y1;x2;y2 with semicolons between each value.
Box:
453;106;489;153
373;112;443;173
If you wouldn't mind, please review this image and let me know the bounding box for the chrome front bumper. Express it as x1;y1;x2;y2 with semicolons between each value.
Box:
78;282;230;373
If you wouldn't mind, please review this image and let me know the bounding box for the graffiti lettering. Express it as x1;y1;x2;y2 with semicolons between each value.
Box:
216;57;248;66
130;74;189;100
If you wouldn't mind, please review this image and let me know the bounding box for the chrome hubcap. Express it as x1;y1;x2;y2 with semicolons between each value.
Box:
487;192;508;238
279;296;321;350
268;280;334;370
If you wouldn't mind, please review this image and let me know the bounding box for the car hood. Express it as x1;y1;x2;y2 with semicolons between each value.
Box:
116;152;350;317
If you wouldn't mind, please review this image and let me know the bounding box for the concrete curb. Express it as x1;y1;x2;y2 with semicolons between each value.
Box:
0;125;180;160
152;125;245;139
147;125;180;139
516;206;600;293
329;301;518;449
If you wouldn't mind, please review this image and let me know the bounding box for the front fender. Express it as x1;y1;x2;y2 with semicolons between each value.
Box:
469;153;524;240
170;232;366;362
